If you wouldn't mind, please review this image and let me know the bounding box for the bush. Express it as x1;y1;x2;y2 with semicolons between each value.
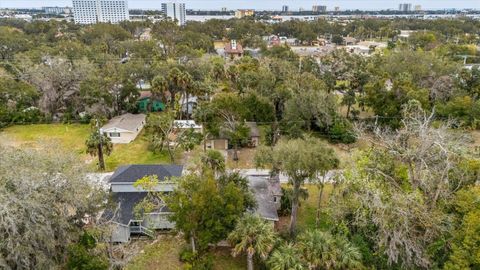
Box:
66;232;109;270
279;186;308;216
328;118;356;144
180;247;214;270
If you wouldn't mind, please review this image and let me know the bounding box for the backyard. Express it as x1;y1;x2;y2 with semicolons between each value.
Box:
125;234;245;270
0;124;172;171
125;183;333;270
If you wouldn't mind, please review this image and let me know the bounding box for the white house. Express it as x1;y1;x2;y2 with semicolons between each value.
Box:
101;113;146;144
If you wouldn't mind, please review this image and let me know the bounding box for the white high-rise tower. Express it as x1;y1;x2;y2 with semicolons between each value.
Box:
72;0;129;24
161;2;186;26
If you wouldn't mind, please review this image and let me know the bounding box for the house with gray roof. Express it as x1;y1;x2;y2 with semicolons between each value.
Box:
244;172;283;225
100;113;146;144
101;164;183;243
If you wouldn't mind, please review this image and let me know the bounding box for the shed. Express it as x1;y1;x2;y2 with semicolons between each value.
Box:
246;122;260;147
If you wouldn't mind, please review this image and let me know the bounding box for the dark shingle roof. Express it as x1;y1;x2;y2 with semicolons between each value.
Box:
109;165;183;183
248;176;279;221
101;192;171;225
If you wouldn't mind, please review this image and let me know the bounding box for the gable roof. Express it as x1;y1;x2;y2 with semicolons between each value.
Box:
109;164;183;183
225;41;244;54
101;192;171;225
101;113;146;132
138;91;152;100
248;176;279;221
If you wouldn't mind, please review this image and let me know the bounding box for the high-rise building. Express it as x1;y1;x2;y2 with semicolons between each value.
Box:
398;3;412;12
161;2;186;26
43;6;71;14
72;0;129;24
221;7;227;12
312;5;327;12
414;5;422;11
334;6;340;12
282;5;289;12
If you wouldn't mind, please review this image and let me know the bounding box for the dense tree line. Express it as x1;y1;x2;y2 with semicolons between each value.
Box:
1;16;480;270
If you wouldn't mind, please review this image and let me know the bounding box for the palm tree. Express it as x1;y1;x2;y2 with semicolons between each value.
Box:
228;214;276;270
168;68;192;112
267;243;305;270
151;75;168;105
85;123;113;171
297;230;362;270
201;149;225;176
333;237;363;269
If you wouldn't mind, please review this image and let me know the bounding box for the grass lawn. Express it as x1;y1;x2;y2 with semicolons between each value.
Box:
125;234;245;270
277;183;335;233
103;131;172;171
0;124;172;172
297;184;334;231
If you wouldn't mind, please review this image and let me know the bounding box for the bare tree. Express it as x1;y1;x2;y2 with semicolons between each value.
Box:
147;111;202;163
332;100;476;269
220;110;250;161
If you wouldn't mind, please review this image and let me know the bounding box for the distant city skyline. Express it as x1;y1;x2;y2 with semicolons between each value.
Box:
1;0;479;10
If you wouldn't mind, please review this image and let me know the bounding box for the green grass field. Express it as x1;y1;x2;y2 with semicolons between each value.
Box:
0;124;171;171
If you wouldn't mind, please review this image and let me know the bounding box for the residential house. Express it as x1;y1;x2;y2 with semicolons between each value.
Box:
101;164;184;243
267;35;282;47
346;41;387;56
398;30;417;39
101;163;282;242
224;40;244;60
180;96;198;116
137;91;165;113
343;36;357;45
101;113;146;144
243;172;282;226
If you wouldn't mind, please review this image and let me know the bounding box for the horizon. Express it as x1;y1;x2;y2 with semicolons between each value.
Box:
1;1;480;11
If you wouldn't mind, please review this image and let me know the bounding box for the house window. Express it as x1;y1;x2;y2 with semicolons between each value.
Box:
109;132;121;137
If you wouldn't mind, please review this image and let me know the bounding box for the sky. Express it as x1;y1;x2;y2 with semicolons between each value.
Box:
1;0;479;10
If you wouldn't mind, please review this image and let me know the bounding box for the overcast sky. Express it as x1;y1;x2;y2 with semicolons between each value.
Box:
1;0;479;10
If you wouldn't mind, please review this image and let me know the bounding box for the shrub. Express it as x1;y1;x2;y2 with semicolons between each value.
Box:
66;232;109;270
328;118;356;144
180;247;214;270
